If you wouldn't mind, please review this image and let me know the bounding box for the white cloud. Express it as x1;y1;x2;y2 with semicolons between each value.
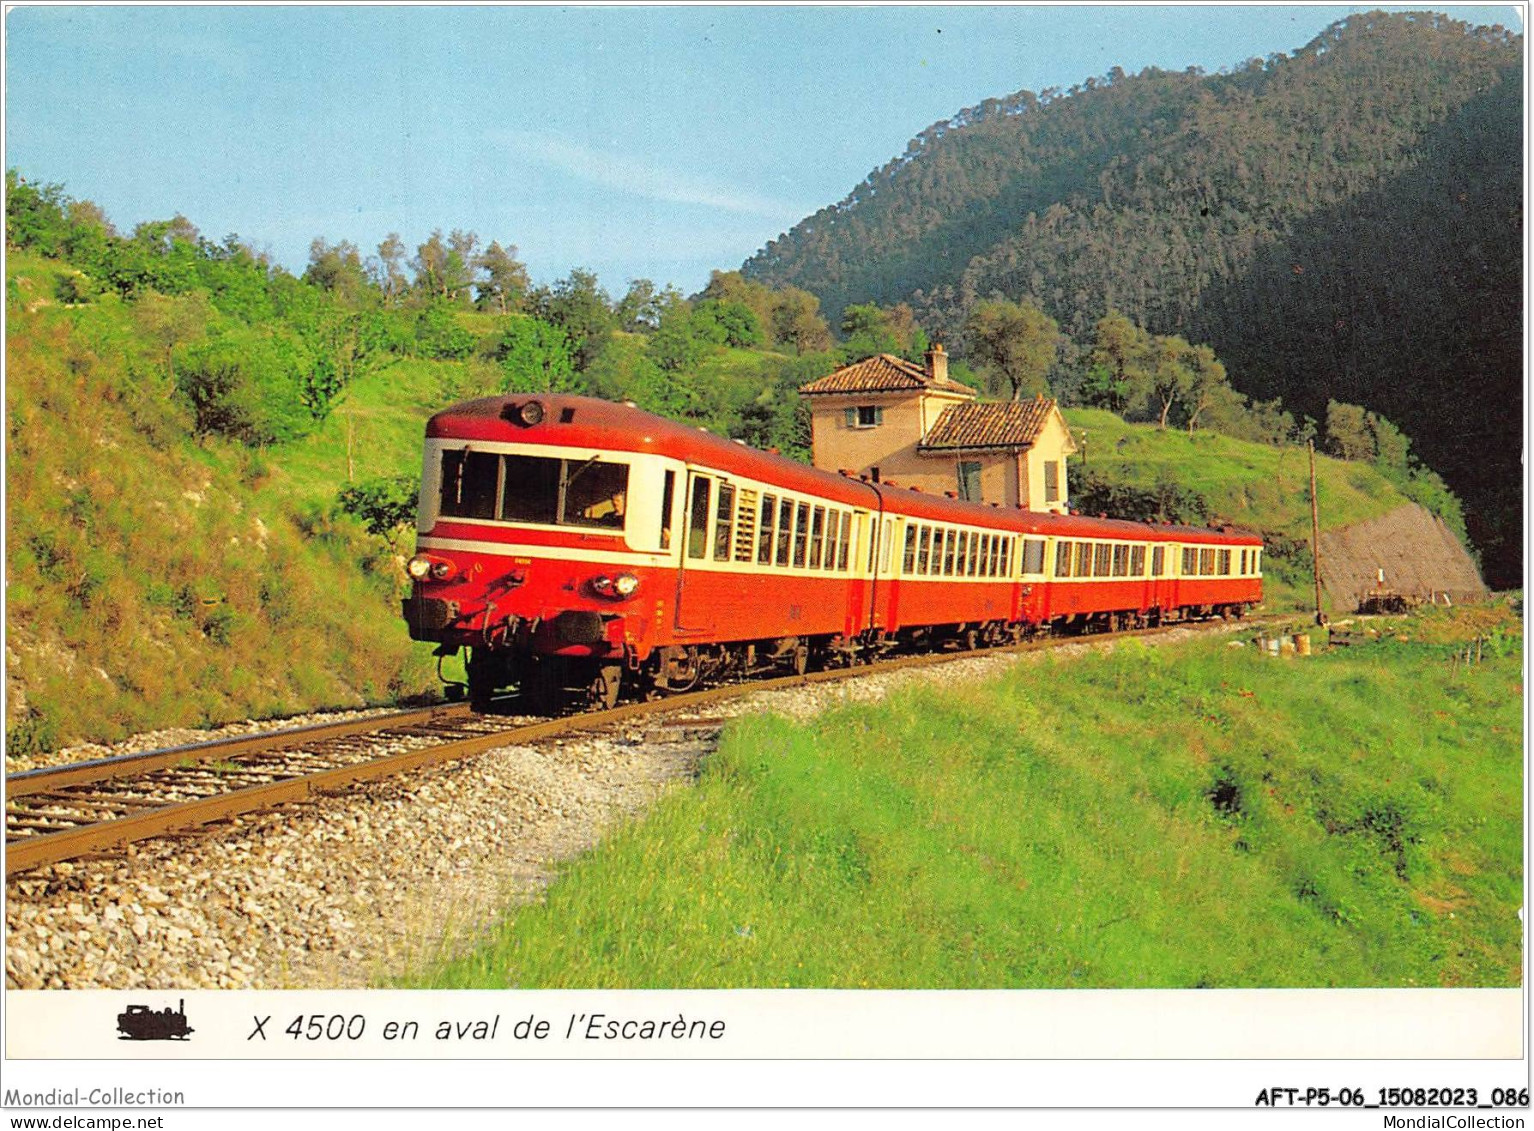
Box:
500;130;803;219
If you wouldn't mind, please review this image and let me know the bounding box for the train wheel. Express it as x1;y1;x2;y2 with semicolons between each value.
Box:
521;658;565;715
589;664;623;710
466;649;501;712
791;644;809;676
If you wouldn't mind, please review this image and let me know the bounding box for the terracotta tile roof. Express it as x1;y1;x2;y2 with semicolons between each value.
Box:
798;353;977;397
919;395;1061;451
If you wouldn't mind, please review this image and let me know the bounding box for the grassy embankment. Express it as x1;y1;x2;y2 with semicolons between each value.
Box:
414;601;1522;989
4;253;450;755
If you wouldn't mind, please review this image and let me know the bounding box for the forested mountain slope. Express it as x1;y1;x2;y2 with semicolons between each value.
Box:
743;11;1522;584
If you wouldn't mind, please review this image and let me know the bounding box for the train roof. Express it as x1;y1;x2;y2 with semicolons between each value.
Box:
427;395;1261;546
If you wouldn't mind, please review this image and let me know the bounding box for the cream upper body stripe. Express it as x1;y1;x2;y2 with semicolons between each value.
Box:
419;535;1261;582
418;535;668;568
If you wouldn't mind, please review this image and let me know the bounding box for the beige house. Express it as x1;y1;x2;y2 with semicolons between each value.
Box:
800;344;1076;511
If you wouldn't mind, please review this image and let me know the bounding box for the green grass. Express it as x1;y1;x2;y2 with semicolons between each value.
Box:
412;604;1522;989
1063;407;1406;538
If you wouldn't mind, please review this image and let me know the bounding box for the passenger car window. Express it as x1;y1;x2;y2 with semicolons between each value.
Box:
758;495;777;565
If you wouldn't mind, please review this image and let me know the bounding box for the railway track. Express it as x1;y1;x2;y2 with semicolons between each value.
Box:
5;615;1284;877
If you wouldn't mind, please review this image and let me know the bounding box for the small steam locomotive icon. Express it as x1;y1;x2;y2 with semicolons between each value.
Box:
116;999;193;1041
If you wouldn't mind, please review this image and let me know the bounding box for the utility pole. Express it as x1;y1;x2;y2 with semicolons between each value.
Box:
1308;439;1326;626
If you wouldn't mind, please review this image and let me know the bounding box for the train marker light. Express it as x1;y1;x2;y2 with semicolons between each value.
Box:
503;399;545;426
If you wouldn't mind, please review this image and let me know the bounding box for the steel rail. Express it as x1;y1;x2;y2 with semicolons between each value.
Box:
4;704;474;799
5;615;1285;877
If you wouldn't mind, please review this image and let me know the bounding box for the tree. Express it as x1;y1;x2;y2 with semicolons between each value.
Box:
696;270;777;339
964;298;1060;400
445;229;480;300
616;278;676;332
1325;400;1374;460
526;269;614;370
1178;343;1232;434
646;295;706;372
840;303;902;361
769;287;832;354
495;317;578;392
692;299;765;348
475;241;529;314
1084;310;1152;414
304;238;369;305
1147;333;1194;429
376;233;407;306
413;229;476;301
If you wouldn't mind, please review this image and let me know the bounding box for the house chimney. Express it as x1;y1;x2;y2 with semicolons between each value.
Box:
925;342;947;384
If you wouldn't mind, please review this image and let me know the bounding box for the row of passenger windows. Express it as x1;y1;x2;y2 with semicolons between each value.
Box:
683;474;858;573
901;524;1033;579
669;472;1258;581
1056;540;1153;579
1053;541;1258;579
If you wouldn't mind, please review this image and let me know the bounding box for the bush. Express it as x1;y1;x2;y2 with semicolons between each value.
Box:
337;474;420;539
1072;468;1208;524
414;303;476;360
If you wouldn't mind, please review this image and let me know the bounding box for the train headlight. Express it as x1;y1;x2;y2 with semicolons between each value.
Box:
591;573;639;599
408;555;457;582
515;400;545;426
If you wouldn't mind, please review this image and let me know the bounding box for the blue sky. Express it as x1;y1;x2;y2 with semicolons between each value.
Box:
4;4;1522;294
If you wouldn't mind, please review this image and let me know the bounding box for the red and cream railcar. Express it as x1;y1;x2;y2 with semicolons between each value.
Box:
402;394;1262;708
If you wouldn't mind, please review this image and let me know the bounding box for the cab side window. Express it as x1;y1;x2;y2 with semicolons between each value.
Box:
687;477;711;560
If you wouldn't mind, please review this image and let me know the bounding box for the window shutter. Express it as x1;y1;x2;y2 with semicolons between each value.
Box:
874;406;885;425
844;408;857;427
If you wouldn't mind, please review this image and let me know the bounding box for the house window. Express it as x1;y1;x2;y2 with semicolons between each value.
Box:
846;405;884;429
957;461;982;502
1044;460;1060;503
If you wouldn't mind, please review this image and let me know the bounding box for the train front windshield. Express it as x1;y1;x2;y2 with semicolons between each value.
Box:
438;449;629;530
